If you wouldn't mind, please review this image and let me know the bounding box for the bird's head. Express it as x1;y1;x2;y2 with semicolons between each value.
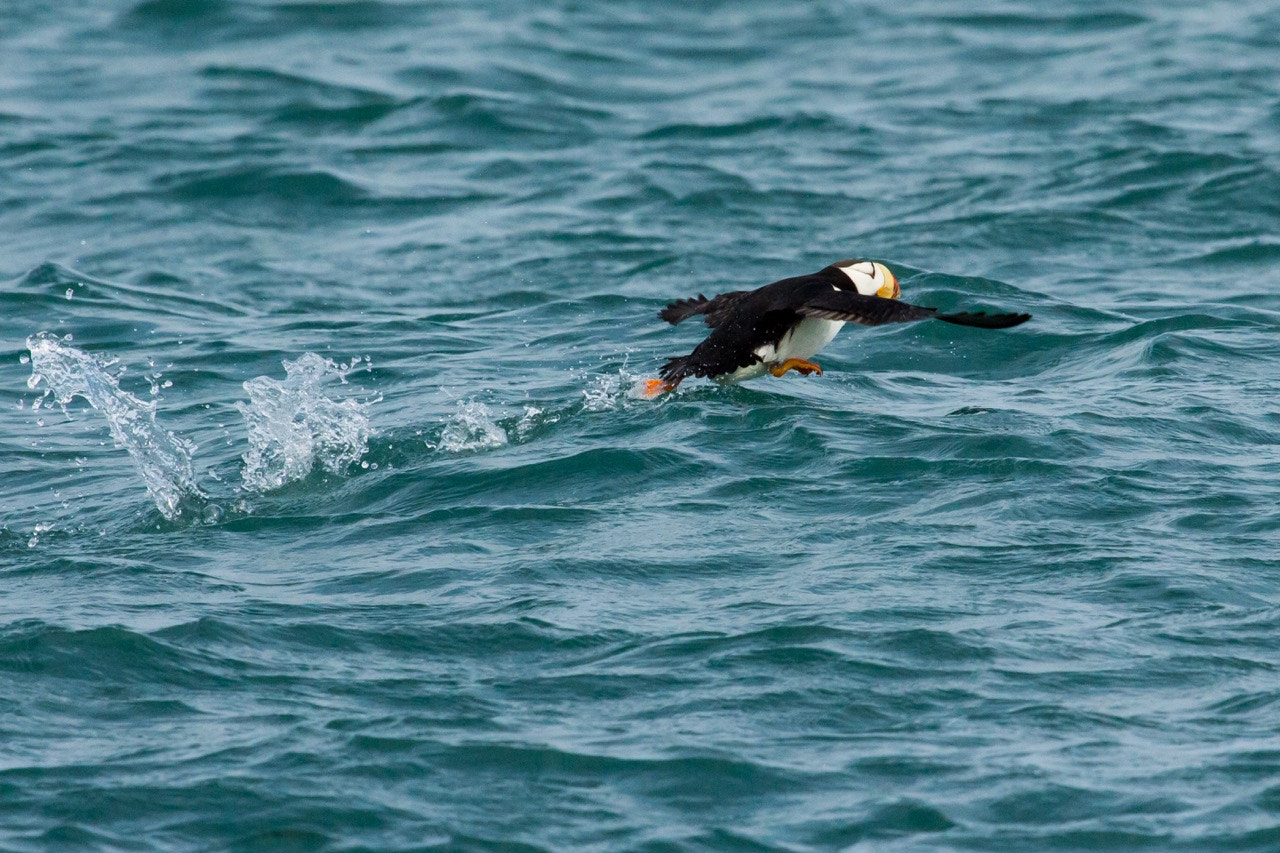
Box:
833;260;899;298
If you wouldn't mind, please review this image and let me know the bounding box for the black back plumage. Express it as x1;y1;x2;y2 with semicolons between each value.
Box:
656;264;1030;384
659;273;833;382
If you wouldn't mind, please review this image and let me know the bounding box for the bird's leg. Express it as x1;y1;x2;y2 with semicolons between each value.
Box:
770;358;823;377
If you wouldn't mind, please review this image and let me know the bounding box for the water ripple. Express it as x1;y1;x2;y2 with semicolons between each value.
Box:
5;0;1280;849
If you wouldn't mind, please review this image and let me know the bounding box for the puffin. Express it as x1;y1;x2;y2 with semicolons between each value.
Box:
643;259;1030;396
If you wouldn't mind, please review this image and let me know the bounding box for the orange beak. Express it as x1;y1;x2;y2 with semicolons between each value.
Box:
873;263;899;299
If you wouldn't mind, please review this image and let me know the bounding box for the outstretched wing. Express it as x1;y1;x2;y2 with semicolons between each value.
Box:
797;291;1030;329
659;291;749;327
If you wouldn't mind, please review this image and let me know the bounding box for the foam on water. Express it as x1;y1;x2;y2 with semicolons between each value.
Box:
237;353;376;492
25;332;203;520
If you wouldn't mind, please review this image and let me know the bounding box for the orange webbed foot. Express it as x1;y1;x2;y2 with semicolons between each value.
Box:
769;358;823;378
639;378;677;398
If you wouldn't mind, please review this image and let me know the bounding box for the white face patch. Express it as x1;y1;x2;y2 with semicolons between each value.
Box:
836;261;883;296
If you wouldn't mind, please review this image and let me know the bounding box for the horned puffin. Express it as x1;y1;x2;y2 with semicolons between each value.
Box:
643;260;1030;396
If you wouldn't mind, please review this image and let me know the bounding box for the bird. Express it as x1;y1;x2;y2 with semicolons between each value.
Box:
642;259;1030;396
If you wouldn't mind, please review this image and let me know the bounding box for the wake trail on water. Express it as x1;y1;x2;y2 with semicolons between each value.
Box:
428;367;650;453
23;330;648;526
24;334;377;522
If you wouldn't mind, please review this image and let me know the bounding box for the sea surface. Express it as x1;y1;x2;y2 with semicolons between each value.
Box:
3;1;1280;850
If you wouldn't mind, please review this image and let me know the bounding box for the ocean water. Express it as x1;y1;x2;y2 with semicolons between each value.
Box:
3;0;1280;849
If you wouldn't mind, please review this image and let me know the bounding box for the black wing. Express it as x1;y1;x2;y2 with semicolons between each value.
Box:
797;291;1030;329
933;310;1032;329
659;291;749;327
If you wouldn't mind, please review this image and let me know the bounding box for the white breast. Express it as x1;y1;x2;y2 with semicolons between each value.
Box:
776;317;844;361
716;317;845;385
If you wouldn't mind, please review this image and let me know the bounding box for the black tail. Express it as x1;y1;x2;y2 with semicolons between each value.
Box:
659;295;711;325
658;354;696;385
936;311;1031;329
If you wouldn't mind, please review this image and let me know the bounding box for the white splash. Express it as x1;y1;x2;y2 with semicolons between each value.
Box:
237;353;375;492
435;401;508;452
25;332;203;520
583;369;649;412
514;404;558;440
27;522;53;549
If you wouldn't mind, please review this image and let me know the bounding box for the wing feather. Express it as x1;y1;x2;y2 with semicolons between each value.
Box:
659;291;749;327
797;291;1030;329
796;292;937;326
934;310;1032;329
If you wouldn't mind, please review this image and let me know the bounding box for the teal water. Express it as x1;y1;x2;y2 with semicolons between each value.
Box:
4;1;1280;850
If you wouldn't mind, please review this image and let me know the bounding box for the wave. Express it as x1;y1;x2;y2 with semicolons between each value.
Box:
1183;241;1280;267
639;112;841;141
158;164;494;223
163;166;372;207
930;11;1149;31
198;64;406;129
120;0;412;37
4;262;249;324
